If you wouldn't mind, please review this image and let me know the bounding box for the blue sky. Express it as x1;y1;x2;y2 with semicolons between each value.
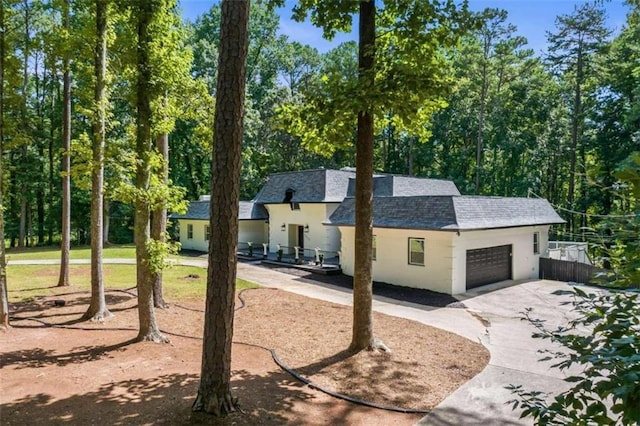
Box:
179;1;631;55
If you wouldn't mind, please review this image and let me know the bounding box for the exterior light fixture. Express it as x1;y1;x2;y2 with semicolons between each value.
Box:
304;224;309;233
281;223;286;232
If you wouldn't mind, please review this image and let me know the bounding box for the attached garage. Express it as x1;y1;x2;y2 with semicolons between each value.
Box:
466;245;512;290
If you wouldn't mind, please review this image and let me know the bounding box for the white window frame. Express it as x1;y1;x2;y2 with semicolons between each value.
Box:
408;237;425;266
205;224;211;241
533;232;540;254
187;224;193;240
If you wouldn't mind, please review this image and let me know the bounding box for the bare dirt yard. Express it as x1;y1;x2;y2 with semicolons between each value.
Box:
1;271;489;425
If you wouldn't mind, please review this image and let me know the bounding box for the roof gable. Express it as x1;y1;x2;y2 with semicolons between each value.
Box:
254;169;355;203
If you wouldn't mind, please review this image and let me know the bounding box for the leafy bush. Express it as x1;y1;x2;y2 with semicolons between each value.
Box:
507;287;640;425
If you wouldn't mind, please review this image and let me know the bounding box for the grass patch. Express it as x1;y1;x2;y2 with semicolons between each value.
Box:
6;264;258;303
5;244;138;261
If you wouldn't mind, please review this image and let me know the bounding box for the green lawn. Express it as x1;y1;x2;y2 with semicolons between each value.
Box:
6;264;258;303
5;244;138;261
4;244;205;262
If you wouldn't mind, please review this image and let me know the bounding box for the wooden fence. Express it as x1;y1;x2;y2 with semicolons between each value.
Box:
539;257;606;284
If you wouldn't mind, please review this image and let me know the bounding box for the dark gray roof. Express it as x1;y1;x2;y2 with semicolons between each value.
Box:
254;169;355;203
346;175;460;197
327;196;565;231
171;200;268;221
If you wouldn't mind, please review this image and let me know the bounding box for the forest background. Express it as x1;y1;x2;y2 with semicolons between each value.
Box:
0;0;638;266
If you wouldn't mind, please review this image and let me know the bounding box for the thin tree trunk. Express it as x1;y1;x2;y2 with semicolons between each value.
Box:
567;47;583;235
103;198;110;245
0;0;9;329
350;0;384;353
193;0;250;416
152;131;168;309
18;0;29;249
135;0;167;343
83;0;112;321
57;0;71;287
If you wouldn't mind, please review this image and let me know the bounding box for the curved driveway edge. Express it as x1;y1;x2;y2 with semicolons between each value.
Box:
13;258;576;425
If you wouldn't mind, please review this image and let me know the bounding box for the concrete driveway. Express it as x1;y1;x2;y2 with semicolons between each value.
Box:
233;262;578;425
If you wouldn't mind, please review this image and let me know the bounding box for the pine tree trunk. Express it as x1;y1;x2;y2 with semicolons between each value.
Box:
152;132;168;309
135;0;167;343
193;0;250;416
0;0;9;329
84;0;112;322
103;198;110;245
57;0;71;287
350;0;380;353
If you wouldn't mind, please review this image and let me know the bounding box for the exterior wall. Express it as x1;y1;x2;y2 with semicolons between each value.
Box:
339;224;551;295
178;219;208;252
266;203;341;255
178;219;268;253
450;225;550;294
238;220;269;246
339;226;455;294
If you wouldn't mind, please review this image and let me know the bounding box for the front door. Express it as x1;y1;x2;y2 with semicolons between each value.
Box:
297;225;305;251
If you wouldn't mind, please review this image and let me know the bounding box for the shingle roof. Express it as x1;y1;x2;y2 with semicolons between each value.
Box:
253;169;355;203
171;200;268;221
346;175;461;197
327;195;565;231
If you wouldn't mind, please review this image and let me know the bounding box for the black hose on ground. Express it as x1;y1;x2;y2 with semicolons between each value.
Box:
10;287;431;415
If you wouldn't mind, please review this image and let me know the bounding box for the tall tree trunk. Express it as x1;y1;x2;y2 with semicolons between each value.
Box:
567;47;583;235
0;0;9;329
350;0;384;353
151;131;168;309
103;198;110;245
83;0;112;321
475;37;489;195
18;0;29;249
135;0;167;343
57;0;71;287
48;73;55;245
193;0;250;416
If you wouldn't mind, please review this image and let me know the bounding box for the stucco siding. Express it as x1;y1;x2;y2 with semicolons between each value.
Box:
265;203;341;255
451;225;551;294
339;226;455;294
178;219;268;253
178;219;208;252
238;220;269;246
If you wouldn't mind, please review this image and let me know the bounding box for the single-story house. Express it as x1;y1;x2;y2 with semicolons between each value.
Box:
173;168;565;294
327;195;565;295
171;195;268;252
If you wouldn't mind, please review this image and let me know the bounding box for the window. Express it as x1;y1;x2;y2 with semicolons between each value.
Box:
372;235;377;261
205;225;211;241
408;238;425;266
187;224;193;240
533;232;540;254
283;188;300;210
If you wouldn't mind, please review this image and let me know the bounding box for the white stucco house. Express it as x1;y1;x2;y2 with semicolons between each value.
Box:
173;168;565;294
171;195;268;252
327;191;565;294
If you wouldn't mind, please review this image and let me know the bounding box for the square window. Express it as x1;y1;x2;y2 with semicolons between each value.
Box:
409;238;425;266
372;235;377;261
205;225;211;241
533;232;540;254
187;224;193;240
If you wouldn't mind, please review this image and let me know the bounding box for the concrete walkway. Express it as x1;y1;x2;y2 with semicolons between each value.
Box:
14;258;576;425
